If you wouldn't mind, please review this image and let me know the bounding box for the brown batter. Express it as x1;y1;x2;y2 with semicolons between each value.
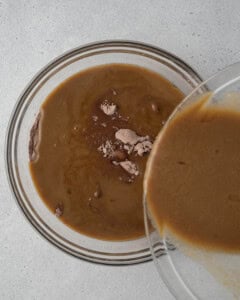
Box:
29;63;183;241
145;94;240;252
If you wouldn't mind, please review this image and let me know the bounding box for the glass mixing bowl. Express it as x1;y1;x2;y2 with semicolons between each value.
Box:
6;40;202;265
144;62;240;297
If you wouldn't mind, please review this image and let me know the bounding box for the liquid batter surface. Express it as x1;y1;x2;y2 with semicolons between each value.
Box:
29;64;183;241
146;94;240;252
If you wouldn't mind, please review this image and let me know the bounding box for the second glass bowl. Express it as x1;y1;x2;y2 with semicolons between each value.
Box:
144;62;240;298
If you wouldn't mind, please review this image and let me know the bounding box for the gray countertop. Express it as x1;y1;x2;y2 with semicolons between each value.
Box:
1;1;240;299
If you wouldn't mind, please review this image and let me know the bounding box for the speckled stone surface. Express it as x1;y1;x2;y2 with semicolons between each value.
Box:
1;1;240;299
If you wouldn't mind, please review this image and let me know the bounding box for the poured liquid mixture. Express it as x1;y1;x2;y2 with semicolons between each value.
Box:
29;64;183;241
146;94;240;251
